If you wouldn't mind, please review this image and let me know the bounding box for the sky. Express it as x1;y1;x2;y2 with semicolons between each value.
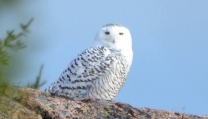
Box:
0;0;208;116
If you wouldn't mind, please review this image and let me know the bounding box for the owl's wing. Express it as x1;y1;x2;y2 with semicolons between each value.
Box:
45;46;122;99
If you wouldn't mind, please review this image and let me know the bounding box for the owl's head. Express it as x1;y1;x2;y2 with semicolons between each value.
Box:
94;24;132;51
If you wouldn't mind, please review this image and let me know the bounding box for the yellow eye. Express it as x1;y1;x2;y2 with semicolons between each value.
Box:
119;32;123;35
105;32;110;35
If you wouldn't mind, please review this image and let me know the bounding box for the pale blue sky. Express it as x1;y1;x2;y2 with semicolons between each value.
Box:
0;0;208;115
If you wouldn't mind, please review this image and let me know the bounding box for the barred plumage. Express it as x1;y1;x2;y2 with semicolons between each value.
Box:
44;24;133;100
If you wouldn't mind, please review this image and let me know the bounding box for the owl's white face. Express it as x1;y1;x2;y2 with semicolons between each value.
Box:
94;24;132;50
94;24;133;65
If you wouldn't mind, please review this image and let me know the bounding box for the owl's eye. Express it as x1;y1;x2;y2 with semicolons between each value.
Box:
105;32;110;35
119;32;124;35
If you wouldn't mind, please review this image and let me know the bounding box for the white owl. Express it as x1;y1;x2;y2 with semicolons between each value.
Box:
44;24;133;100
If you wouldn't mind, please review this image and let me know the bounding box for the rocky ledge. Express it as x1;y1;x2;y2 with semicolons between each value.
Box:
0;86;207;119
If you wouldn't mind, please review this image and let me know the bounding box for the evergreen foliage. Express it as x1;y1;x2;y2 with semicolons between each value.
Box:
0;19;46;89
0;18;33;65
27;64;46;89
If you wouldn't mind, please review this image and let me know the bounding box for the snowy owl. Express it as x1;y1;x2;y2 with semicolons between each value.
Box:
44;24;133;100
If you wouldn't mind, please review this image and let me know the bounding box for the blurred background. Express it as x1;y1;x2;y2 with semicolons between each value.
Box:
0;0;207;115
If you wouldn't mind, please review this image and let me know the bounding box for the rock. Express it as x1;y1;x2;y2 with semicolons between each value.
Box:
0;86;207;119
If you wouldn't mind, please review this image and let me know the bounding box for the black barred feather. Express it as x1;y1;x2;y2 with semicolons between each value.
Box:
44;46;130;100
